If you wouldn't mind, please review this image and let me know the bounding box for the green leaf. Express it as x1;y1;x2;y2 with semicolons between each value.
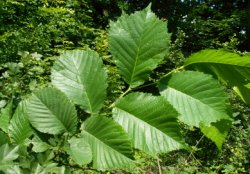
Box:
113;92;185;156
67;137;92;165
81;116;134;171
52;50;107;114
159;71;231;127
27;136;51;153
0;102;12;133
184;49;250;104
109;4;170;88
200;119;232;150
0;144;19;169
25;87;78;135
0;131;9;146
9;101;33;144
233;84;250;105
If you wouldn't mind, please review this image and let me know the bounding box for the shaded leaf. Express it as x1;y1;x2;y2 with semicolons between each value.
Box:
113;92;185;156
109;4;170;87
200;119;232;150
52;50;107;114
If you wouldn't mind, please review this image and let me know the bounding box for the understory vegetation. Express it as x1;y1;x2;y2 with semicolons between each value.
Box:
0;0;249;173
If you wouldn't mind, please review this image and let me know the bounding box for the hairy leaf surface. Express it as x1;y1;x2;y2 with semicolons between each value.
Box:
25;87;77;135
52;50;107;114
109;5;170;87
113;92;184;156
159;71;231;127
9;101;33;144
81;116;134;171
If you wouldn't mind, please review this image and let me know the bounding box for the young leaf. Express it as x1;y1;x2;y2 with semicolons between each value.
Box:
9;101;33;144
159;71;231;127
67;137;92;165
81;116;134;171
25;87;78;135
51;50;107;114
0;102;12;133
113;92;185;156
184;49;250;104
109;4;170;88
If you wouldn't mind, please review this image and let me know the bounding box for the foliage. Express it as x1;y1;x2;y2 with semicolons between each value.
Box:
0;5;249;173
0;0;101;63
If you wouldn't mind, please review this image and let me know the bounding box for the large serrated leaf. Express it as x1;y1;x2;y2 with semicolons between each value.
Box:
51;50;107;114
184;49;250;104
113;92;185;156
0;102;12;133
9;101;33;144
25;87;77;135
159;71;231;127
81;116;134;171
109;5;170;88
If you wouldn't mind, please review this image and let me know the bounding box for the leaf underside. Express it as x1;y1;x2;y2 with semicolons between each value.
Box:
113;92;185;156
109;5;170;88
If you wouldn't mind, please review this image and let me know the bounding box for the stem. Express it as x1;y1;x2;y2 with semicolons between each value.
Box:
133;66;185;91
109;87;132;108
186;135;204;164
157;158;162;174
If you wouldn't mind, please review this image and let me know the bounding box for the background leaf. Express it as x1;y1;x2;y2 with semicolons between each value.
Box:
25;87;78;135
0;144;19;170
52;50;107;114
67;137;92;165
9;101;33;144
113;92;185;156
0;102;12;133
109;4;170;87
81;116;134;171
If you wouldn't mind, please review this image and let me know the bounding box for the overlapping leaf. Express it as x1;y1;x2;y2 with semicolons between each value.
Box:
9;101;33;144
185;49;250;104
113;92;185;156
109;4;170;87
0;144;19;170
25;87;77;135
81;116;134;171
159;71;231;127
67;137;92;165
52;50;107;114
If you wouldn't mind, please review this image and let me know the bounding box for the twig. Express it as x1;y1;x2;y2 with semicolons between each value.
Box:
109;87;132;108
157;158;162;174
